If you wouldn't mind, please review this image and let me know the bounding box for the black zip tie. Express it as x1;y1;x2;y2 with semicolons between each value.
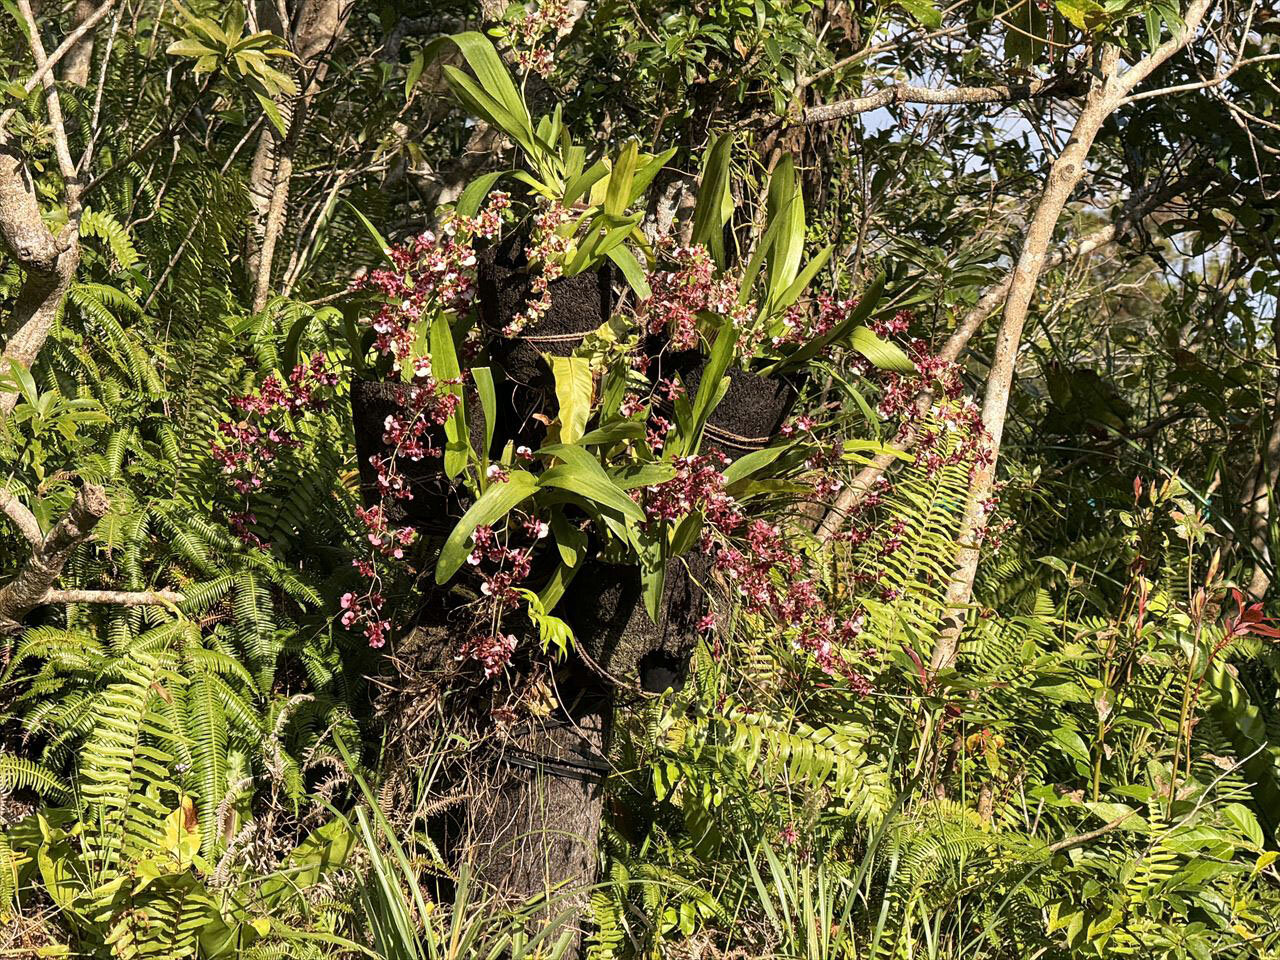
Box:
499;743;611;784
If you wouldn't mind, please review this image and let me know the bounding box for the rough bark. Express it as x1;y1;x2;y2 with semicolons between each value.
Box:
247;0;350;311
467;706;610;955
63;0;101;86
1;0;86;415
0;484;109;634
929;0;1216;673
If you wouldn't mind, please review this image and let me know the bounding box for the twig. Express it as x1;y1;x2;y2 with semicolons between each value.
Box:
1046;809;1136;853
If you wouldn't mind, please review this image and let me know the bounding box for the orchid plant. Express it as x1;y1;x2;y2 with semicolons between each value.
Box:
431;31;674;310
332;37;935;676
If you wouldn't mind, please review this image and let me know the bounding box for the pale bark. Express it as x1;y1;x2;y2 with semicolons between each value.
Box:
1245;393;1280;598
0;0;87;415
804;75;1083;124
929;0;1216;673
247;0;350;311
62;0;103;85
0;484;109;633
0;490;42;546
929;58;1124;672
40;588;185;606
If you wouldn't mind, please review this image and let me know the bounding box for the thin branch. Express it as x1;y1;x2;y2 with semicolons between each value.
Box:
816;169;1203;540
15;0;81;194
0;0;117;137
801;15;970;89
1123;53;1280;104
1115;0;1217;94
1046;810;1137;853
39;588;186;606
804;76;1081;124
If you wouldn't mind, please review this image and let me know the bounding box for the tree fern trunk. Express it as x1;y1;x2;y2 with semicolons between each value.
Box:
465;697;611;958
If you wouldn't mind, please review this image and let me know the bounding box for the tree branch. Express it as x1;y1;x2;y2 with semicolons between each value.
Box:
15;0;80;192
802;75;1082;124
0;484;109;633
63;0;113;86
1046;810;1137;853
249;0;351;312
927;0;1216;674
0;136;80;415
0;0;117;135
816;169;1203;541
0;490;42;547
39;588;186;607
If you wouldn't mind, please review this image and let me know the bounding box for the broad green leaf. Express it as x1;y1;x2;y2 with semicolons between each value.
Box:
254;91;287;136
739;203;789;304
849;326;914;373
549;508;586;567
1050;725;1090;765
579;418;646;447
1224;802;1265;848
669;512;703;555
405;49;425;100
539;459;645;524
607;245;651;299
435;471;538;583
610;462;678;489
895;0;942;28
630;147;677;205
681;319;736;455
536;560;578;612
768;243;833;316
1055;0;1106;30
440;66;534;156
550;355;592;444
564;158;610;207
1084;802;1147;832
430;312;468;478
691;134;735;266
472;366;496;457
167;38;218;58
764;156;805;302
1004;0;1046;67
639;543;665;622
604;141;639;217
431;33;533;148
455;171;508;219
343;201;393;262
722;445;786;485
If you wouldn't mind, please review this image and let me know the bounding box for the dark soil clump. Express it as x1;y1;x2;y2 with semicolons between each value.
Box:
648;347;798;457
562;551;716;691
477;231;613;448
